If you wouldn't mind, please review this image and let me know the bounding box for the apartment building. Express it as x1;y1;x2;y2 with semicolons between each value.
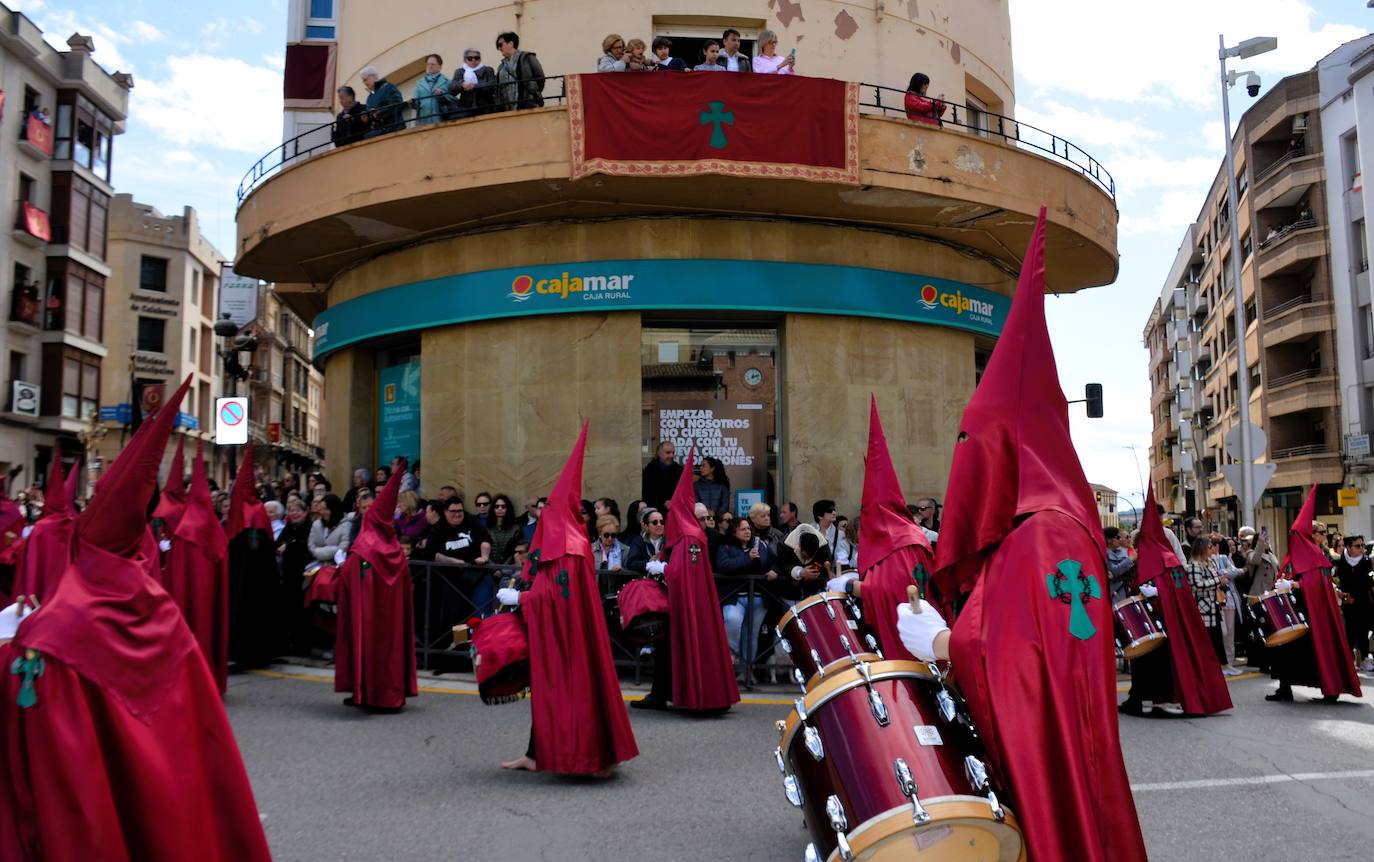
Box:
1146;65;1344;541
88;195;225;480
242;284;324;478
1;7;132;492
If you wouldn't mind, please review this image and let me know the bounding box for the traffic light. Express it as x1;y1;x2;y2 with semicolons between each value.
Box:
1084;383;1104;418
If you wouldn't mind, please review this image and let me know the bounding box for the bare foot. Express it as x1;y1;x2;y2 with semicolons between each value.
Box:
501;755;538;772
591;764;617;779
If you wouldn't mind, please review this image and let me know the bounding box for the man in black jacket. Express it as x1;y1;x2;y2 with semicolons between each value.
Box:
641;441;682;514
447;49;498;119
332;86;369;147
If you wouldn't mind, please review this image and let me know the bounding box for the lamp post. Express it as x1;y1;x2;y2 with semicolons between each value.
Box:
1218;34;1277;532
214;313;256;480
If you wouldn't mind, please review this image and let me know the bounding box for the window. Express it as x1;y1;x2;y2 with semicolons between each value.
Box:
53;91;115;182
9;352;25;388
139;256;169;292
136;316;166;353
200;324;212;372
44;260;104;341
188;327;198;361
49;173;110;258
191;268;201;305
56;351;99;419
1355;219;1369;273
964;93;988;137
1241;231;1252;261
17;173;35;205
305;0;336;39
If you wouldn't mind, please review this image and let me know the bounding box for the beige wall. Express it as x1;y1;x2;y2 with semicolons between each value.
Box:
324;346;375;492
335;0;1013;115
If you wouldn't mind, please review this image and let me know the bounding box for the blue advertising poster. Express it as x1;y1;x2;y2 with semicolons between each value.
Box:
315;259;1009;359
377;361;420;464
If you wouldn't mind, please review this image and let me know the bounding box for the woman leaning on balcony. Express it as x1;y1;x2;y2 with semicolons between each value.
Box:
412;53;452;125
904;72;947;127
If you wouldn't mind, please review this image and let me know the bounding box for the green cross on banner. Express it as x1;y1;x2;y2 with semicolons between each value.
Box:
1044;559;1101;641
699;101;734;149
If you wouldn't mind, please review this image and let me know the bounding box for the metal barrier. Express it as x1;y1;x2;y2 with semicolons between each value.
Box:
236;74;1115;205
408;560;796;689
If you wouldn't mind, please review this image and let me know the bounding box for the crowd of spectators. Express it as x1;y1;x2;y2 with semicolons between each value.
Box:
331;26;948;147
1105;513;1374;677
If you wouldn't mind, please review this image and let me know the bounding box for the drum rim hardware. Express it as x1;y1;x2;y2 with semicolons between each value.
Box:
893;757;931;824
825;797;1025;862
804;726;825;761
779;661;939;754
783;774;805;807
825;794;848;832
868;688;890;726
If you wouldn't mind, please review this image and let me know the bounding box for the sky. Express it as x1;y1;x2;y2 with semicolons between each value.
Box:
8;0;1372;514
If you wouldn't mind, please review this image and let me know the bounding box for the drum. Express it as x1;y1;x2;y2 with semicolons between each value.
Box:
1249;590;1309;647
776;660;1024;862
1112;595;1166;660
471;612;531;704
617;578;670;644
777;592;883;690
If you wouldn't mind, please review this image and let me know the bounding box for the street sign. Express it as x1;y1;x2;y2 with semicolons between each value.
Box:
1346;433;1371;458
1220;461;1277;500
215;397;248;445
220;265;260;328
1337;488;1360;507
1224;422;1268;460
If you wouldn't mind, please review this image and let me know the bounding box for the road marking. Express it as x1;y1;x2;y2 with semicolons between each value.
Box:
1131;770;1374;792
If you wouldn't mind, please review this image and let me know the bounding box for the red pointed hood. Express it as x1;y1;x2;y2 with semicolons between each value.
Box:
858;395;930;572
42;448;69;520
225;440;270;539
529;422;594;561
0;477;23;540
1135;485;1182;586
665;447;707;549
78;376;192;557
175;439;228;563
1286;484;1329;575
151;434;187;526
933;208;1104;594
365;457;405;537
64;455;81;503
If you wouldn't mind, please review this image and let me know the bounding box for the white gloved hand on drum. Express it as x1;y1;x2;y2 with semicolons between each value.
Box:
1275;578;1295;592
645;560;667;576
496;587;522;607
0;602;32;642
896;599;950;663
825;573;858;593
1139;583;1159;598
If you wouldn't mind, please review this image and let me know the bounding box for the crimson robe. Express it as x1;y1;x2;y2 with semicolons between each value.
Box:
948;513;1147;862
0;545;270;861
335;467;417;709
860;543;933;662
9;517;72;607
1284;565;1362;697
165;443;231;695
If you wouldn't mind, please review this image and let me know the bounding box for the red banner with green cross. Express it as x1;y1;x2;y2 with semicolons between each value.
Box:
567;72;859;184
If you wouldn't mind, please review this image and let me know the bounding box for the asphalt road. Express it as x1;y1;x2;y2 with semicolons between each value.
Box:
227;666;1374;861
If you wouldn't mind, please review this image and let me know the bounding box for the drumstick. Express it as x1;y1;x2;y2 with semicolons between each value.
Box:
907;584;922;613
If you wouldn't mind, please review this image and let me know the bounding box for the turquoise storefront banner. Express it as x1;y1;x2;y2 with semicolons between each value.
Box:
314;259;1008;358
377;361;421;463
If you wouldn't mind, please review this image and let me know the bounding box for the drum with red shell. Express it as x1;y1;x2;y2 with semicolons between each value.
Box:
776;660;1024;862
1249;590;1309;647
777;592;883;690
617;577;670;644
1112;594;1167;660
472;611;531;704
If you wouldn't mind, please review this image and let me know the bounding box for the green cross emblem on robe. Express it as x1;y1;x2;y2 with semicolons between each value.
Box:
557;568;570;600
9;649;44;709
699;101;734;149
1168;567;1185;589
1045;559;1101;641
911;563;930;597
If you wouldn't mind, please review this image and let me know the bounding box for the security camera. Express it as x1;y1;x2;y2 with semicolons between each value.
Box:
1245;72;1260;98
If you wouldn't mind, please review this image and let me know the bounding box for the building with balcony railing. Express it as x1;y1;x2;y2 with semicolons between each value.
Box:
1146;58;1354;542
1319;34;1374;538
236;0;1118;510
1;5;131;492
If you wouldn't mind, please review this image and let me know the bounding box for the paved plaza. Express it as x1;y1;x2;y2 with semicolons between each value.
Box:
228;665;1374;861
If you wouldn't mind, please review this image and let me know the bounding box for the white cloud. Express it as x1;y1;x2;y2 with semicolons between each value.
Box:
262;52;285;72
129;20;165;44
203;17;265;37
133;54;282;153
1010;0;1367;107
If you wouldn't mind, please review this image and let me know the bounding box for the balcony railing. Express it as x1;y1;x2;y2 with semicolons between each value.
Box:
1267;367;1329;388
1258;217;1318;250
235;74;1116;205
1254;146;1308;183
1261;291;1326;319
9;283;41;327
1272;443;1332;459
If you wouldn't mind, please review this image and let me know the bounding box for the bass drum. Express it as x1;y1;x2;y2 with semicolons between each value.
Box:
471;611;531;705
777;592;883;690
617;577;670;644
1250;590;1310;647
775;660;1024;862
1112;595;1166;660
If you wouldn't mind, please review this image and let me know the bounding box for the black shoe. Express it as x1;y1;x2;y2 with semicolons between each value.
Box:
630;697;668;711
1265;689;1294;702
1317;695;1339;704
1118;699;1145;717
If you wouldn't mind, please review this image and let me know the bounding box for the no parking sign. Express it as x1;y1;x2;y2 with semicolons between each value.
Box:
215;397;249;445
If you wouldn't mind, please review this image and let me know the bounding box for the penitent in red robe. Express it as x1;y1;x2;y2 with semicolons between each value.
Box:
856;396;935;662
931;208;1147;862
524;422;639;774
335;460;418;709
0;374;271;862
1277;485;1361;698
664;446;739;711
164;439;231;695
9;454;74;607
1134;485;1231;715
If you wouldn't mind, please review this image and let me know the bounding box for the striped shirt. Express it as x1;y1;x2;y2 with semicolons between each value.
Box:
1186;560;1220;628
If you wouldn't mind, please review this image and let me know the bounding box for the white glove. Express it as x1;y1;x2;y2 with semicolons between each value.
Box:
159;539;172;552
1275;578;1295;592
0;602;32;642
496;587;522;606
334;549;348;565
645;560;667;576
20;525;32;540
826;573;858;593
1139;583;1158;598
896;599;950;663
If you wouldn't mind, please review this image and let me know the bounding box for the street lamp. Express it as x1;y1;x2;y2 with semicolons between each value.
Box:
215;313;256;478
1218;33;1277;533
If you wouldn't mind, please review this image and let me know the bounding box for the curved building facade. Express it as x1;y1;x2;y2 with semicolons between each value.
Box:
242;0;1118;513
